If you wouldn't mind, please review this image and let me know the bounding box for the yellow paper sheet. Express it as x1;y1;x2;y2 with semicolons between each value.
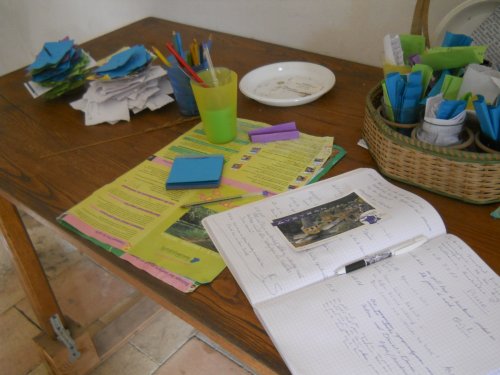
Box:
59;119;334;283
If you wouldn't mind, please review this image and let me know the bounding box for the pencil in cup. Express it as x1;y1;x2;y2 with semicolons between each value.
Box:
165;51;208;116
151;46;172;68
165;42;206;85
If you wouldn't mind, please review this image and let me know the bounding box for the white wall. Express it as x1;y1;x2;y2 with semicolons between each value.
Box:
0;0;462;76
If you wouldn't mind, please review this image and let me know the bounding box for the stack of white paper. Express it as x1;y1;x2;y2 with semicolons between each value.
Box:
71;65;174;125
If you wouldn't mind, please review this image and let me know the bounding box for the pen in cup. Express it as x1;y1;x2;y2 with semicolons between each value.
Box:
203;42;218;86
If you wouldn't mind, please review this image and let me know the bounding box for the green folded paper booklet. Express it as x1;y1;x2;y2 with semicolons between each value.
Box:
57;119;339;293
166;155;224;189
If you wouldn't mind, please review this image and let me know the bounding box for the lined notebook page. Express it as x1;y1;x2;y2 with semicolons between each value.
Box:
204;168;446;306
255;234;500;375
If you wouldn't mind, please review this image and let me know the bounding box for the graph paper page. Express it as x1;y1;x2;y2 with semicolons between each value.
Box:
255;234;500;375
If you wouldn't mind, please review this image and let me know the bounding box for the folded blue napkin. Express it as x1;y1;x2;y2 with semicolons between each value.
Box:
385;72;405;115
436;100;467;119
400;71;423;123
384;71;423;123
441;32;473;47
473;95;500;141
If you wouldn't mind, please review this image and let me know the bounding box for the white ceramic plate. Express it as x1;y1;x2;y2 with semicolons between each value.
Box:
239;62;335;107
432;0;500;46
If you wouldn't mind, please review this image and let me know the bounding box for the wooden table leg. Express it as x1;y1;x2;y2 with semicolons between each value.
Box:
0;196;159;374
0;196;102;374
0;195;65;338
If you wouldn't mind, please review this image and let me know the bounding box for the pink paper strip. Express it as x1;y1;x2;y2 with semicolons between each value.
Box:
62;214;130;250
121;253;198;293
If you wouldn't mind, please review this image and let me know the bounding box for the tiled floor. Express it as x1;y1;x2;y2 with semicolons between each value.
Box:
0;212;256;375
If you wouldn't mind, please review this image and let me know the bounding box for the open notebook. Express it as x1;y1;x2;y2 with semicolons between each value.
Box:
203;168;500;375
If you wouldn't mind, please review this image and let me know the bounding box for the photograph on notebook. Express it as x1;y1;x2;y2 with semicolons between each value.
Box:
271;192;385;250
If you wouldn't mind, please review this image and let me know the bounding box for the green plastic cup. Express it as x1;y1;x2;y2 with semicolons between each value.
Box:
190;68;237;144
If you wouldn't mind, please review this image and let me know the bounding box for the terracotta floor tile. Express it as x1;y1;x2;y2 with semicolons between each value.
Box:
3;212;255;375
91;343;158;375
93;296;161;357
130;309;195;364
154;338;252;375
0;212;82;315
196;334;256;373
55;258;137;326
27;363;51;375
17;257;136;327
0;308;42;375
0;238;25;314
21;213;83;280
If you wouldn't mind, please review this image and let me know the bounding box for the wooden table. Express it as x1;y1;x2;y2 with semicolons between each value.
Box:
0;18;498;375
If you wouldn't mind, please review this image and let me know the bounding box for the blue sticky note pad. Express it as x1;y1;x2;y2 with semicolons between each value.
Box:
166;155;224;190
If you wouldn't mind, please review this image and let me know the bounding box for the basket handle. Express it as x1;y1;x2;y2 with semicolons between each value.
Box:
411;0;430;47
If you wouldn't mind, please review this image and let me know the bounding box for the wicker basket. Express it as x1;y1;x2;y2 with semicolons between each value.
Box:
362;0;500;204
362;85;500;204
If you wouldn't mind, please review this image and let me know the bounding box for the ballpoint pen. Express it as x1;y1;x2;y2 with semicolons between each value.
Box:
203;42;218;86
335;235;428;275
181;191;270;208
